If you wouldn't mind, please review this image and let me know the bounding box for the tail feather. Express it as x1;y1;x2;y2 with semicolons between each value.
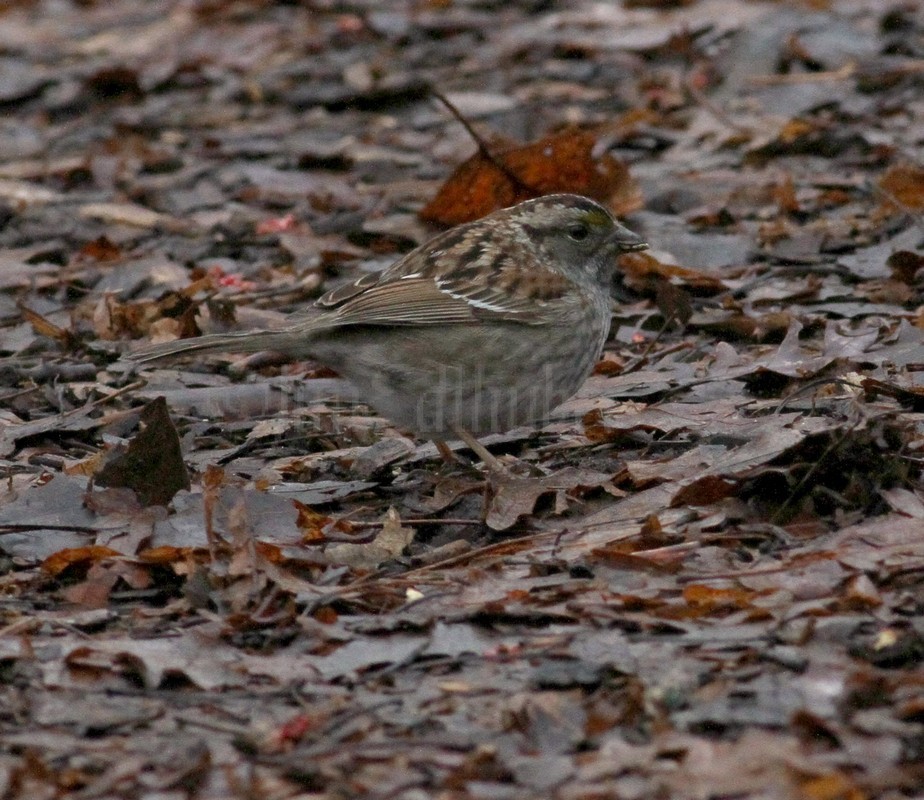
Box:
129;330;290;364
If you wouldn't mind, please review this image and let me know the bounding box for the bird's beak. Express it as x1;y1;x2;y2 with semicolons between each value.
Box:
608;223;648;254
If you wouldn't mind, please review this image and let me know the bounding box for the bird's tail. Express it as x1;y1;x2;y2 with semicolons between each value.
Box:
128;330;294;365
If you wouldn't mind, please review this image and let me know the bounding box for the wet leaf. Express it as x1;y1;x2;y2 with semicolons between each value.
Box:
94;397;190;507
420;128;642;225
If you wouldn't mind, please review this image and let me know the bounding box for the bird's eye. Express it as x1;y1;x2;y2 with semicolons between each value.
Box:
568;223;590;241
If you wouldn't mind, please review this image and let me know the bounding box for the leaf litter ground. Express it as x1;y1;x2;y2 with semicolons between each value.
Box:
1;1;923;798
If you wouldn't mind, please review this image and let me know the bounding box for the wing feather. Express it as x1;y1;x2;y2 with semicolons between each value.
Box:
330;278;478;326
307;214;583;329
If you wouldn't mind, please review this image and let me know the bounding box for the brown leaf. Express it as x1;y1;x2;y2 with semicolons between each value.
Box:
77;235;123;262
797;771;865;800
63;560;152;608
670;475;739;507
862;378;924;411
589;547;681;573
888;249;924;284
42;546;122;578
683;584;757;613
618;251;726;294
138;545;197;564
94;397;190;507
420;127;642;226
293;500;354;542
878;162;924;210
842;574;882;610
486;468;615;530
655;280;693;328
63;635;244;690
19;304;72;344
324;507;415;568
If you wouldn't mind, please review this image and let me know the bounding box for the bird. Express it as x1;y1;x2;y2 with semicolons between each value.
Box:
130;194;648;464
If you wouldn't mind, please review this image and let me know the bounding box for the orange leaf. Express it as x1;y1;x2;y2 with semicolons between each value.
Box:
313;605;338;624
139;545;195;564
670;476;739;507
683;583;755;611
590;548;680;573
878;162;924;210
255;540;284;563
42;546;122;577
420;127;642;226
78;235;123;262
798;772;865;800
293;500;330;541
20;304;70;342
618;251;726;293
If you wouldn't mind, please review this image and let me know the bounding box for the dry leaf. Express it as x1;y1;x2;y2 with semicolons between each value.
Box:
420;127;642;225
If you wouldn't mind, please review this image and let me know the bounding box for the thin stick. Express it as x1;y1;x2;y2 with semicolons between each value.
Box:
430;89;538;197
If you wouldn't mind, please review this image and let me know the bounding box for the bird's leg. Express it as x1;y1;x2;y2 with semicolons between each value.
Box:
450;426;506;474
445;427;499;523
435;439;459;465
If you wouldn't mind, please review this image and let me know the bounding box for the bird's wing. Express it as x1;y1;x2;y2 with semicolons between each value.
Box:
327;276;480;326
311;228;580;328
